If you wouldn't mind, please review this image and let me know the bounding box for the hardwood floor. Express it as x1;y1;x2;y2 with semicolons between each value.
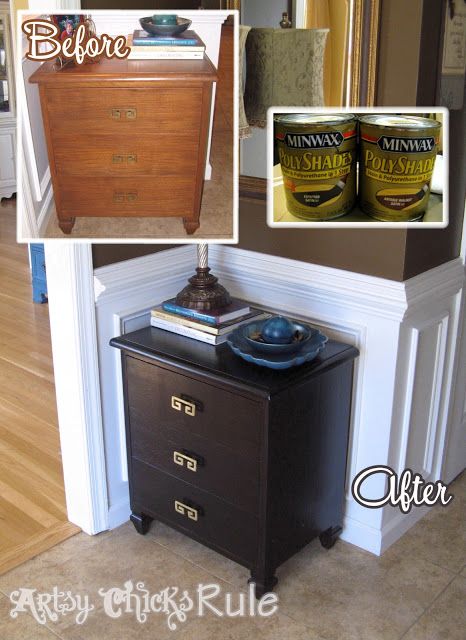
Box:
0;196;79;575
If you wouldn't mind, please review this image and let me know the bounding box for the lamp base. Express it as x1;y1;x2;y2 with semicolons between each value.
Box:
175;267;232;311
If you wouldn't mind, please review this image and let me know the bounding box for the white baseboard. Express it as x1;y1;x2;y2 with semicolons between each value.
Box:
93;246;465;554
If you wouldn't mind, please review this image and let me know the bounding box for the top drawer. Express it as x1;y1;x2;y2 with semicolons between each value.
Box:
125;355;263;456
43;87;203;136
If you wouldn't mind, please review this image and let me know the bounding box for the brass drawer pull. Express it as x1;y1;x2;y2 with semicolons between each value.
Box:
126;191;138;202
113;191;125;203
171;395;196;417
174;500;198;522
127;154;137;164
110;108;137;120
112;154;124;164
173;451;198;472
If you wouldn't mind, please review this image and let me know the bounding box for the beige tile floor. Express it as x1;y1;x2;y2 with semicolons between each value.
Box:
0;471;464;640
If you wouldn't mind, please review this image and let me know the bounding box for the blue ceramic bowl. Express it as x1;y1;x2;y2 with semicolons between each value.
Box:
152;14;177;25
244;320;312;354
139;16;192;37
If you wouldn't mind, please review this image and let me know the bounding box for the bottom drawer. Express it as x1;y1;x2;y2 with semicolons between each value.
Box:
131;460;258;566
56;177;196;217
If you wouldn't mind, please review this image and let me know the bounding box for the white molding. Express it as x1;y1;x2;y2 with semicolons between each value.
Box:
44;243;108;535
36;178;53;234
62;243;464;555
94;246;196;307
17;147;39;238
206;246;465;553
93;245;196;530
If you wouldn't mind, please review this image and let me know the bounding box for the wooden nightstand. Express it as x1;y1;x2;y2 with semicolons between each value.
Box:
110;326;358;598
29;57;217;235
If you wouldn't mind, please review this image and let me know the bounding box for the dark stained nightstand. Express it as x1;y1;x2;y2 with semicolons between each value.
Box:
111;326;358;598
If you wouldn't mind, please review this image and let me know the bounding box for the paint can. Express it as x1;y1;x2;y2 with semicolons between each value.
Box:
274;114;357;220
358;115;441;221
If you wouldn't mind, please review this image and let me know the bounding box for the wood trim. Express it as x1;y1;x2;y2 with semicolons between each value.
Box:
416;0;445;105
0;521;80;576
239;175;267;201
350;0;381;107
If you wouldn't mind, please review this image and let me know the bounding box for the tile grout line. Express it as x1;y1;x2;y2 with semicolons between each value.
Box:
146;535;338;640
398;571;459;639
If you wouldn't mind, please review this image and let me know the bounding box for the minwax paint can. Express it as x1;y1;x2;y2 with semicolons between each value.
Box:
274;114;357;220
359;115;441;221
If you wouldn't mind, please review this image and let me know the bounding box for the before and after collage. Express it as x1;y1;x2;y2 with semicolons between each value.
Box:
0;2;465;640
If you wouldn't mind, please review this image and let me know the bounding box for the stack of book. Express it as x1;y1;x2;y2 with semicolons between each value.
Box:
127;30;206;60
150;298;271;345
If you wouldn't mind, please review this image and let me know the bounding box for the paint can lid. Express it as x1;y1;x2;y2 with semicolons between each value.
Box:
359;114;441;129
274;113;356;126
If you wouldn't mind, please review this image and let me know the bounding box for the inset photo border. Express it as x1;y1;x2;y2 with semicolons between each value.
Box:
16;9;239;244
267;106;448;229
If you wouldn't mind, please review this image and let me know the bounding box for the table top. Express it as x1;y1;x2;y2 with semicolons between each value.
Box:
110;325;359;397
29;55;217;85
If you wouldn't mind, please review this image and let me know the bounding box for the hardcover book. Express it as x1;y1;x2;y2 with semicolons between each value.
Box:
151;306;270;335
161;298;251;326
131;30;204;48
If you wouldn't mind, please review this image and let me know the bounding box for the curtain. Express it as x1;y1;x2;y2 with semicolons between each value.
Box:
243;28;329;128
305;0;332;105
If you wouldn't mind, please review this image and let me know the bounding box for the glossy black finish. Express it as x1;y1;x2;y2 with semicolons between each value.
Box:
111;326;359;598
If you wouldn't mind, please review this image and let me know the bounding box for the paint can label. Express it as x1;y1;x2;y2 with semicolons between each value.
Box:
274;114;357;220
359;115;441;221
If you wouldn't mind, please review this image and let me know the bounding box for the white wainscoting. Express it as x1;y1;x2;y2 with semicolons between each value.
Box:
93;245;465;554
94;246;197;529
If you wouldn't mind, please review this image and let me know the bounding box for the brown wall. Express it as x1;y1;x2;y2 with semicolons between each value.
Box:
91;0;465;281
92;245;176;269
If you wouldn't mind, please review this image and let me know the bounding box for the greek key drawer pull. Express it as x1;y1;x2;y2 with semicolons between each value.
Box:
174;500;198;521
173;451;197;472
171;395;196;417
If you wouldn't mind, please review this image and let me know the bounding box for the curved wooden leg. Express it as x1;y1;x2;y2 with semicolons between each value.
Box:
130;511;153;535
183;218;200;235
58;216;76;234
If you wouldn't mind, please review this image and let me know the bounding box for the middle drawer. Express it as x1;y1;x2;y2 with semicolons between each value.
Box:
52;135;199;177
129;416;260;514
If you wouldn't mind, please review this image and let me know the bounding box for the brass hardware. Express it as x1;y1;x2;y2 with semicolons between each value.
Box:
173;451;197;472
112;154;124;164
126;108;137;120
171;395;196;417
127;154;137;164
113;192;124;203
174;500;198;521
126;191;138;202
111;108;121;120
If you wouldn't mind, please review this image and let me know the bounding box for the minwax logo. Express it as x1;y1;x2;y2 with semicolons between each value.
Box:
377;136;435;153
283;132;344;148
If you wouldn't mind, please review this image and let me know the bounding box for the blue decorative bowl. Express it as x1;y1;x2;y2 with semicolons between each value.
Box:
152;14;177;25
244;319;311;354
139;16;192;37
227;321;328;370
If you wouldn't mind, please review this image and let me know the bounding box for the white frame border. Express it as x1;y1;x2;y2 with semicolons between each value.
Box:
15;8;239;245
267;106;449;229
